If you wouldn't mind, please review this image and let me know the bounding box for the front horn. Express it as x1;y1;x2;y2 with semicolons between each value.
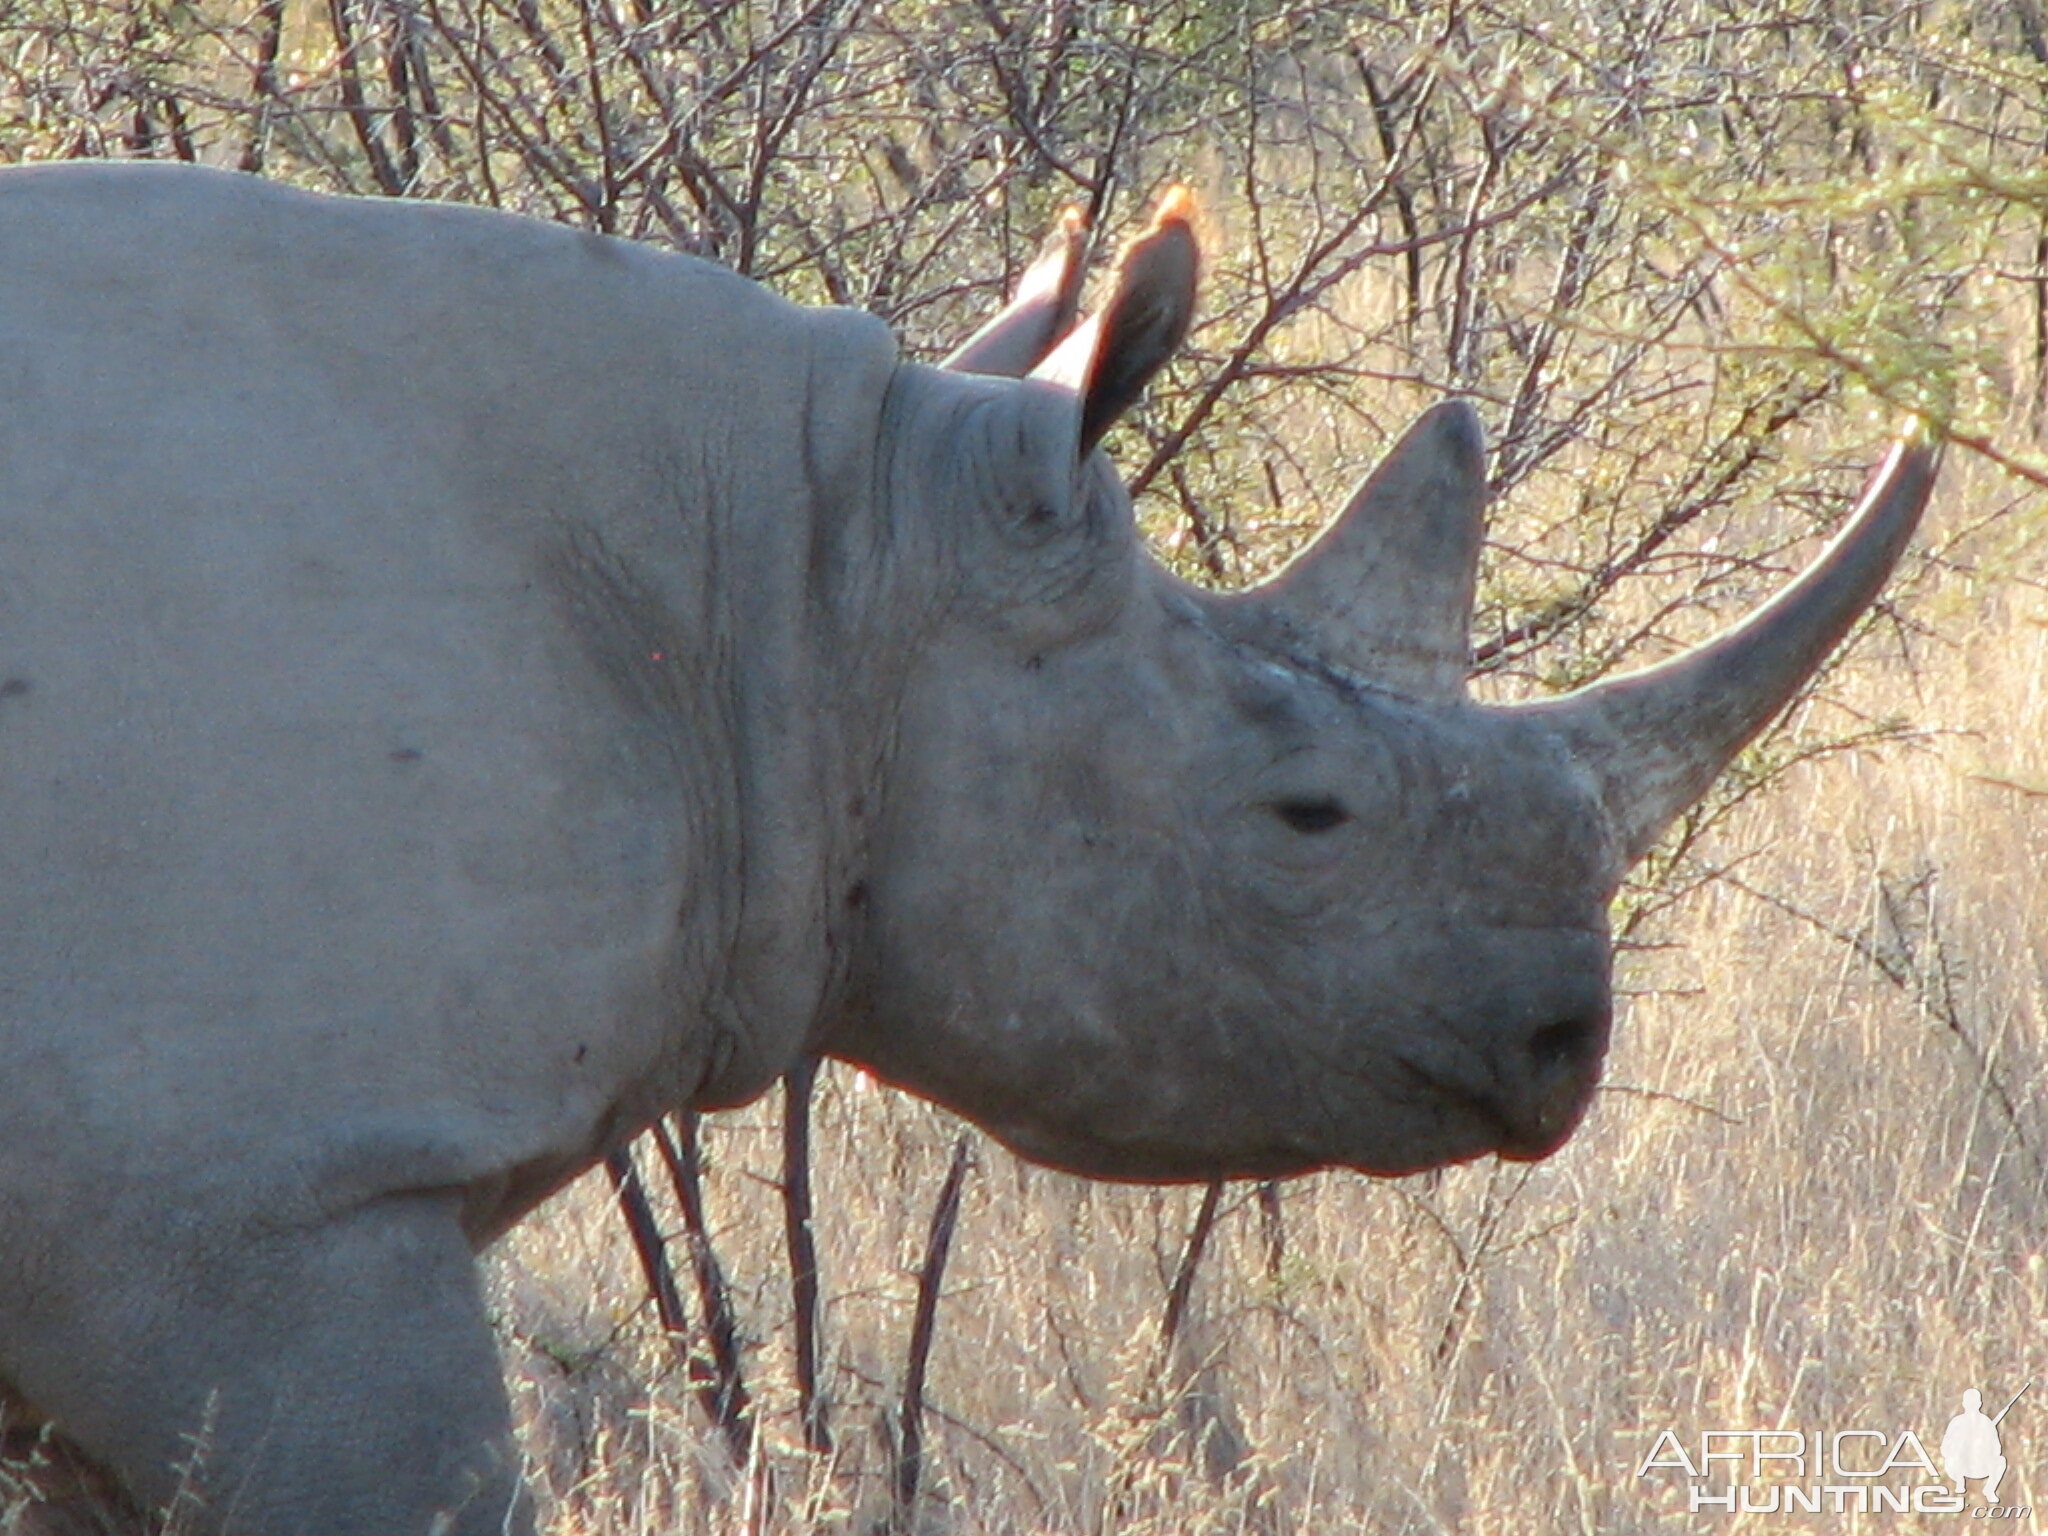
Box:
1535;433;1940;866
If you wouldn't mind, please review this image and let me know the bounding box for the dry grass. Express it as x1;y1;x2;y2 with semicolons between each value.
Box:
481;438;2048;1535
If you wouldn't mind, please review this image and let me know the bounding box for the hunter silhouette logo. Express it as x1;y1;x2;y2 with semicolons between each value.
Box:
1942;1384;2028;1506
1637;1380;2033;1517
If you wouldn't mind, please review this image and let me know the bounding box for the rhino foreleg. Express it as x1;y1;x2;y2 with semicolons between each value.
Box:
6;1193;525;1536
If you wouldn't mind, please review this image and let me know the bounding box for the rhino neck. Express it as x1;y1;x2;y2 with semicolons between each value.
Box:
674;318;934;1109
538;304;921;1115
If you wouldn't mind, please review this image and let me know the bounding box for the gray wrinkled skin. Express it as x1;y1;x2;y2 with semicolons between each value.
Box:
0;164;1934;1534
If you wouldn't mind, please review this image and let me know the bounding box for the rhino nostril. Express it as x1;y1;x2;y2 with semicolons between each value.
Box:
1527;1014;1599;1076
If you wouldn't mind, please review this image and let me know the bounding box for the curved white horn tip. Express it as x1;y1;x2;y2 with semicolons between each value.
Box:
1562;428;1940;869
1853;430;1941;542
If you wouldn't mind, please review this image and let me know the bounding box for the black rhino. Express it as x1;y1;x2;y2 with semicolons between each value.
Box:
0;164;1934;1534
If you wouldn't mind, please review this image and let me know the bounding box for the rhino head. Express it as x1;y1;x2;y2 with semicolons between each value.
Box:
832;196;1935;1181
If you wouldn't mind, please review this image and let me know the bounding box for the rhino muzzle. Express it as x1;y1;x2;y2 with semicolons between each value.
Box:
1373;922;1614;1170
1487;1004;1612;1160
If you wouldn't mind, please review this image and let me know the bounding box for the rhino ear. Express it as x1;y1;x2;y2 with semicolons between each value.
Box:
1031;188;1199;456
942;206;1090;378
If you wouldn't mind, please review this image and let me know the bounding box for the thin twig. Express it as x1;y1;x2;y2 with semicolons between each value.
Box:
606;1146;689;1335
894;1133;973;1532
651;1116;754;1467
1160;1179;1223;1358
607;1142;740;1451
781;1057;831;1453
1257;1179;1284;1279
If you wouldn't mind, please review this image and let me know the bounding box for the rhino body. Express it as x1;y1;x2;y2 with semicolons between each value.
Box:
0;164;1933;1534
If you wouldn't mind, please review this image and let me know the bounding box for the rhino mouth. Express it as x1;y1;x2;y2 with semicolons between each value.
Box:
1496;1011;1609;1159
1485;1075;1599;1162
1391;1005;1609;1166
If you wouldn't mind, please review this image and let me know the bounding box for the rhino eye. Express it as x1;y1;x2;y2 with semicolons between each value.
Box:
1270;795;1350;834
